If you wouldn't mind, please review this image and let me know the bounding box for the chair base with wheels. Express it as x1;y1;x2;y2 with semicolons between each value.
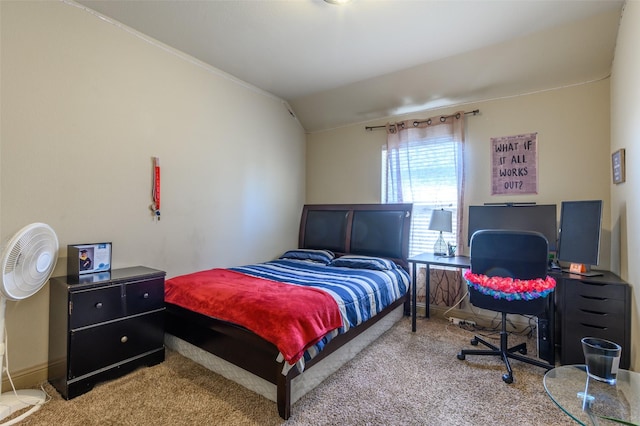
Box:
457;311;553;384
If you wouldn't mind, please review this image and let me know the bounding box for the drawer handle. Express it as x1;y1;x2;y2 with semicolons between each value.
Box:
582;282;606;287
579;309;607;315
95;302;103;309
143;292;149;299
581;295;607;301
580;323;607;330
121;336;128;343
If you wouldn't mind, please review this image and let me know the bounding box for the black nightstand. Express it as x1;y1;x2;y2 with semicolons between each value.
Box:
48;266;166;399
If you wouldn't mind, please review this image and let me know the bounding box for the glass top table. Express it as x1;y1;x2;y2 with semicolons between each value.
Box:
544;365;639;425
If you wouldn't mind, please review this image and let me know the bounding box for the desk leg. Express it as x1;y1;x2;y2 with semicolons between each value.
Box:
412;262;417;332
425;264;430;319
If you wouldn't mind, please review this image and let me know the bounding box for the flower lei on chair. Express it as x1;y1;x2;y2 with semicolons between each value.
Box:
463;269;556;301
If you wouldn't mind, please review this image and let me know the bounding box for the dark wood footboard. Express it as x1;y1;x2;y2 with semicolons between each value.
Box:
165;292;407;419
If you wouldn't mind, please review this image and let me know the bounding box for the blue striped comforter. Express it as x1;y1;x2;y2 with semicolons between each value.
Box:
230;259;409;370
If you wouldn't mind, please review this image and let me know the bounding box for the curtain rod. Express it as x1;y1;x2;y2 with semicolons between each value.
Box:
365;109;480;131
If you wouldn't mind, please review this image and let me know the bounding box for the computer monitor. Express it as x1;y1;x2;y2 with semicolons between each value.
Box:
556;200;603;276
467;204;557;251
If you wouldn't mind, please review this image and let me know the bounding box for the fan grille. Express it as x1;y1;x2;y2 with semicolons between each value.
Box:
1;223;58;300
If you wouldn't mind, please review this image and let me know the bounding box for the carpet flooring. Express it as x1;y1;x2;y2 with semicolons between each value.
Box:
16;316;575;425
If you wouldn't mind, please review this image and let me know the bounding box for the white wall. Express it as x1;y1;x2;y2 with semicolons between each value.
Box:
1;1;305;382
611;0;640;371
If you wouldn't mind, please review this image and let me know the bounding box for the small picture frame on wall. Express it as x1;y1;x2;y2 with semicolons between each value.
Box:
612;149;625;184
67;242;112;277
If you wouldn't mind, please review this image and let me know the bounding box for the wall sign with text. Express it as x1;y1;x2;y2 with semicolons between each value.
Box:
491;132;538;195
612;148;625;184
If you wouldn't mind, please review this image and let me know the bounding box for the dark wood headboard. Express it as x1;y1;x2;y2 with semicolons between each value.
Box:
298;204;413;270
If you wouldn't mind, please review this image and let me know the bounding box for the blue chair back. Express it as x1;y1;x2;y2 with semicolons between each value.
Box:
469;229;548;279
468;229;550;315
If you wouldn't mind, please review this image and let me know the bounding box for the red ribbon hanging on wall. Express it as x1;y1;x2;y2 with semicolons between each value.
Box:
152;157;161;220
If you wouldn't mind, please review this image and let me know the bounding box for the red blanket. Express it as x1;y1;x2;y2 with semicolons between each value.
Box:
164;268;343;365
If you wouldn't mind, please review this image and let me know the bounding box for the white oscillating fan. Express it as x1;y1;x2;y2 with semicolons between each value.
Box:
0;223;58;424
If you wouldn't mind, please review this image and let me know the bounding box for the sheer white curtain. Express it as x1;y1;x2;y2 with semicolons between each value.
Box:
383;112;466;308
383;112;466;256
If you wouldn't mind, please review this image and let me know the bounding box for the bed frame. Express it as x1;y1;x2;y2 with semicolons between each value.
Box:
164;203;413;419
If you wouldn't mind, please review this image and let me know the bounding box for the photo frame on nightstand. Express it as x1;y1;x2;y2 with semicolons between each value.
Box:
67;242;112;277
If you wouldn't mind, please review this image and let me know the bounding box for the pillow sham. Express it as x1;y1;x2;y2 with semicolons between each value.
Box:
279;249;335;264
329;255;397;271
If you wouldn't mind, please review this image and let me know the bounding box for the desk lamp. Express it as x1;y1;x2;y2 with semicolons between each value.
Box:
429;209;452;256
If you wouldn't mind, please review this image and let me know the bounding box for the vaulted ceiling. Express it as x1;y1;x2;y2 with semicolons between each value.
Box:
76;0;625;132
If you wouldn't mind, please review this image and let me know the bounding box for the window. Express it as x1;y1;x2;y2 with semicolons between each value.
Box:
382;115;465;257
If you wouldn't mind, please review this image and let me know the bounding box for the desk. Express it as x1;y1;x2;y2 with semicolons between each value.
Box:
544;365;640;425
408;253;631;369
408;253;470;332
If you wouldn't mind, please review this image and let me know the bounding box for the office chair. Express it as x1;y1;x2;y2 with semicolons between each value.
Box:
456;229;555;383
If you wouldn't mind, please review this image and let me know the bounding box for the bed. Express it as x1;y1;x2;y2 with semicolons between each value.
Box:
163;203;413;419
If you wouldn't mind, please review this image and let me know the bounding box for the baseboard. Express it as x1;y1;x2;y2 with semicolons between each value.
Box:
1;363;48;393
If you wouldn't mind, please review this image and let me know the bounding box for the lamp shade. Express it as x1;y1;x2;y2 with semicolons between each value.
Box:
429;209;452;233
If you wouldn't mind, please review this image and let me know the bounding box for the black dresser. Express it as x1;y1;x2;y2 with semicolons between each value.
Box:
557;271;631;369
48;266;166;399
